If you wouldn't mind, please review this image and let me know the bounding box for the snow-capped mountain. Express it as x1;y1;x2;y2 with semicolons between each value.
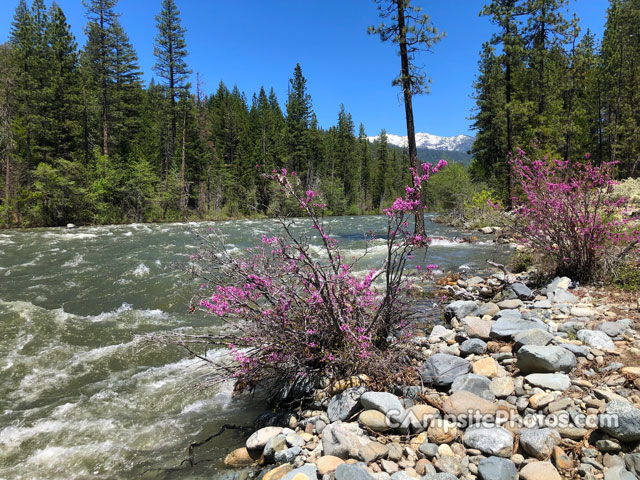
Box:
367;132;474;153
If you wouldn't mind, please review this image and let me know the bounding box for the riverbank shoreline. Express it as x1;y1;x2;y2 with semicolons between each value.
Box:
218;268;640;480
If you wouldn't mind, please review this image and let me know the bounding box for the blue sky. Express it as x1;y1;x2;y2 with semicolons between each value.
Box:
0;0;610;137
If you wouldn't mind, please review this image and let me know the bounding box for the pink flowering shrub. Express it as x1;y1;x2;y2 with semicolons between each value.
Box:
183;162;445;400
509;149;640;282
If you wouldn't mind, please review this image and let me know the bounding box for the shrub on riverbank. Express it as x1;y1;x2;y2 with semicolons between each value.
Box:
509;149;640;283
170;164;444;402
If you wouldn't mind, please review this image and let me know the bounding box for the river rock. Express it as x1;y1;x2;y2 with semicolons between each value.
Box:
427;419;458;444
599;400;640;442
519;428;561;459
519;462;562;480
510;282;533;299
460;338;487;355
598;321;627;337
572;307;597;317
625;454;640;476
358;410;390;432
560;343;590;357
328;387;366;423
360;392;405;420
430;325;455;341
333;463;375;480
497;299;523;309
549;288;578;304
403;404;438;432
478;302;500;317
477;456;517;480
463;425;514;457
264;435;287;461
433;455;462;476
604;466;636;480
513;329;555;350
422;473;458;480
321;422;369;459
490;317;549;339
450;373;494;401
282;464;318;480
462;316;493;339
547;276;572;291
418;442;439;458
516;345;576;373
578;329;616;351
224;447;261;467
445;300;479;320
490;377;515;398
472;357;499;377
419;353;470;386
316;456;344;475
246;426;283;451
357;442;389;463
263;464;294;480
274;446;301;464
442;390;498;419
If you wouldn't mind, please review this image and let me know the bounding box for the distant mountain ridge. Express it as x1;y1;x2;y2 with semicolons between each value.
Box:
367;132;474;152
367;132;475;165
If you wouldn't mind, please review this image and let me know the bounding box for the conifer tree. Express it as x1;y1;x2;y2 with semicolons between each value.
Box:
44;4;81;160
285;63;313;184
83;0;119;156
368;0;445;235
153;0;191;180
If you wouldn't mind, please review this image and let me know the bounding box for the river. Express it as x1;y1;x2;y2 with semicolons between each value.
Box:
0;215;507;479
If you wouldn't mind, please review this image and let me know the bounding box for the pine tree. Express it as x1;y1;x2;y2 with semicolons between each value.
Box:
480;0;527;206
0;43;15;226
368;0;445;235
83;0;119;156
357;124;372;211
470;42;507;192
44;3;81;160
285;63;313;183
153;0;191;180
111;19;143;156
10;0;35;186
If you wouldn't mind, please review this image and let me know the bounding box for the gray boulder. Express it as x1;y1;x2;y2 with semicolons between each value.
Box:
549;288;578;304
560;344;590;357
477;457;517;480
519;428;561;459
450;373;494;401
282;465;318;480
578;329;616;351
597;322;627;337
603;466;636;480
334;463;375;480
513;329;555;350
463;425;514;457
600;400;640;442
273;446;301;463
490;317;549;339
360;392;405;421
445;300;479;320
516;345;576;373
419;353;471;387
422;474;458;480
328;387;366;423
322;422;369;459
510;282;533;299
524;373;571;391
625;453;640;477
460;338;487;356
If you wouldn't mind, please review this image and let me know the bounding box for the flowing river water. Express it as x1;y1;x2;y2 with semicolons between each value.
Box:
0;215;508;479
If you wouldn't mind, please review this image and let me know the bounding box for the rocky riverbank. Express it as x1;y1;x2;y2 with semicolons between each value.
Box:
221;271;640;480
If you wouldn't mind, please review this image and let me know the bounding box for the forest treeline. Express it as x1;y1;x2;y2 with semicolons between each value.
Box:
1;0;639;227
0;0;412;227
470;0;640;203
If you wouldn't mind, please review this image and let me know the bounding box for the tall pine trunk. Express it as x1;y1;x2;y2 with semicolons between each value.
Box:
396;0;425;236
180;102;186;212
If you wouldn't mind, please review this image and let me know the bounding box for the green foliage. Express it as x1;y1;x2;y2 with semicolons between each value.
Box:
508;250;536;273
612;263;640;292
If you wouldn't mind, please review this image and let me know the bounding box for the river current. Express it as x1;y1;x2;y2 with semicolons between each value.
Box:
0;215;507;479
